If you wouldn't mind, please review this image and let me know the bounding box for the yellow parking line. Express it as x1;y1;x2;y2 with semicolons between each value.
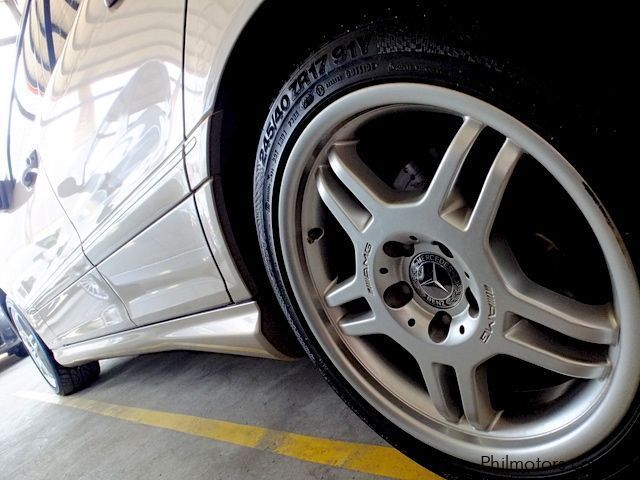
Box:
16;390;440;480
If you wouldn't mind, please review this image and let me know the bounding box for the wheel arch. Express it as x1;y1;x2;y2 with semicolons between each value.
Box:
201;0;398;356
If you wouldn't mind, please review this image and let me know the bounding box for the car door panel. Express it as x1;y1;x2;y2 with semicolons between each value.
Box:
0;0;136;346
0;181;93;314
97;196;230;327
34;1;234;326
81;146;189;265
0;0;90;316
39;0;238;325
35;268;132;345
39;0;186;261
4;0;234;347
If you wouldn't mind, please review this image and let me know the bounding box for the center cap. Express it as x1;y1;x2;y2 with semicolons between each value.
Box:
409;252;463;309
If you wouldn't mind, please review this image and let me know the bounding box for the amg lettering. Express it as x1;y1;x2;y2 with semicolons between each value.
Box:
362;242;373;294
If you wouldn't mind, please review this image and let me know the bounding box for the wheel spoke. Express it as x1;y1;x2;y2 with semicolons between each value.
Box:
316;165;372;236
338;311;382;337
456;363;499;431
423;117;484;214
493;239;619;345
419;361;463;422
509;288;617;345
324;275;363;308
503;320;610;379
467;139;522;240
328;141;404;217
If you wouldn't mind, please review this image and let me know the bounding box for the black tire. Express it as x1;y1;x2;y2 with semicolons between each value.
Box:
254;24;635;479
10;343;29;358
54;359;101;397
8;304;100;396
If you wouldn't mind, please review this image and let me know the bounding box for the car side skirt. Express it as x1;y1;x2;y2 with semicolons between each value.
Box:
52;301;289;366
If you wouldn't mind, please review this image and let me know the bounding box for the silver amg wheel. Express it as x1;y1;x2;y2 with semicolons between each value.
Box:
12;309;58;388
8;303;100;396
276;83;640;465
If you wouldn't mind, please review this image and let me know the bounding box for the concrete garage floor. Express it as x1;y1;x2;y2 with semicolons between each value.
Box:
0;351;435;480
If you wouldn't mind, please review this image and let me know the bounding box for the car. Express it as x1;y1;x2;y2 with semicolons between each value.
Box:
0;292;27;358
0;1;634;478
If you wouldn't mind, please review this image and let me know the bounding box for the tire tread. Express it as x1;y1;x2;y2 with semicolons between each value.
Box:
56;361;100;396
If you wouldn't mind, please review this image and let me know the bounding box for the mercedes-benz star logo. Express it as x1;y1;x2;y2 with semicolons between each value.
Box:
409;252;463;309
418;261;450;296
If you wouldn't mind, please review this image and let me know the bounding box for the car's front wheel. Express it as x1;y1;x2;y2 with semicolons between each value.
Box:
254;26;640;478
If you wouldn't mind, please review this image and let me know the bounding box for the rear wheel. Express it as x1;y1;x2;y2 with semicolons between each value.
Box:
10;343;28;358
9;304;100;396
254;26;639;478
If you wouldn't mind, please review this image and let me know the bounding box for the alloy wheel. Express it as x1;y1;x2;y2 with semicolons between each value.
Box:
277;83;640;465
12;310;58;388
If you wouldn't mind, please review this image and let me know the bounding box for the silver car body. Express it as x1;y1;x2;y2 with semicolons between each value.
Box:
0;0;282;364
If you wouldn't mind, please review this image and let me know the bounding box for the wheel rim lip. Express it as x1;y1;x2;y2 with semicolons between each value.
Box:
12;310;58;388
276;82;640;464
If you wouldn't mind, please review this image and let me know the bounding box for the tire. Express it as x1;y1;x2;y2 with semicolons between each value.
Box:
10;343;28;358
8;304;100;396
254;25;637;479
